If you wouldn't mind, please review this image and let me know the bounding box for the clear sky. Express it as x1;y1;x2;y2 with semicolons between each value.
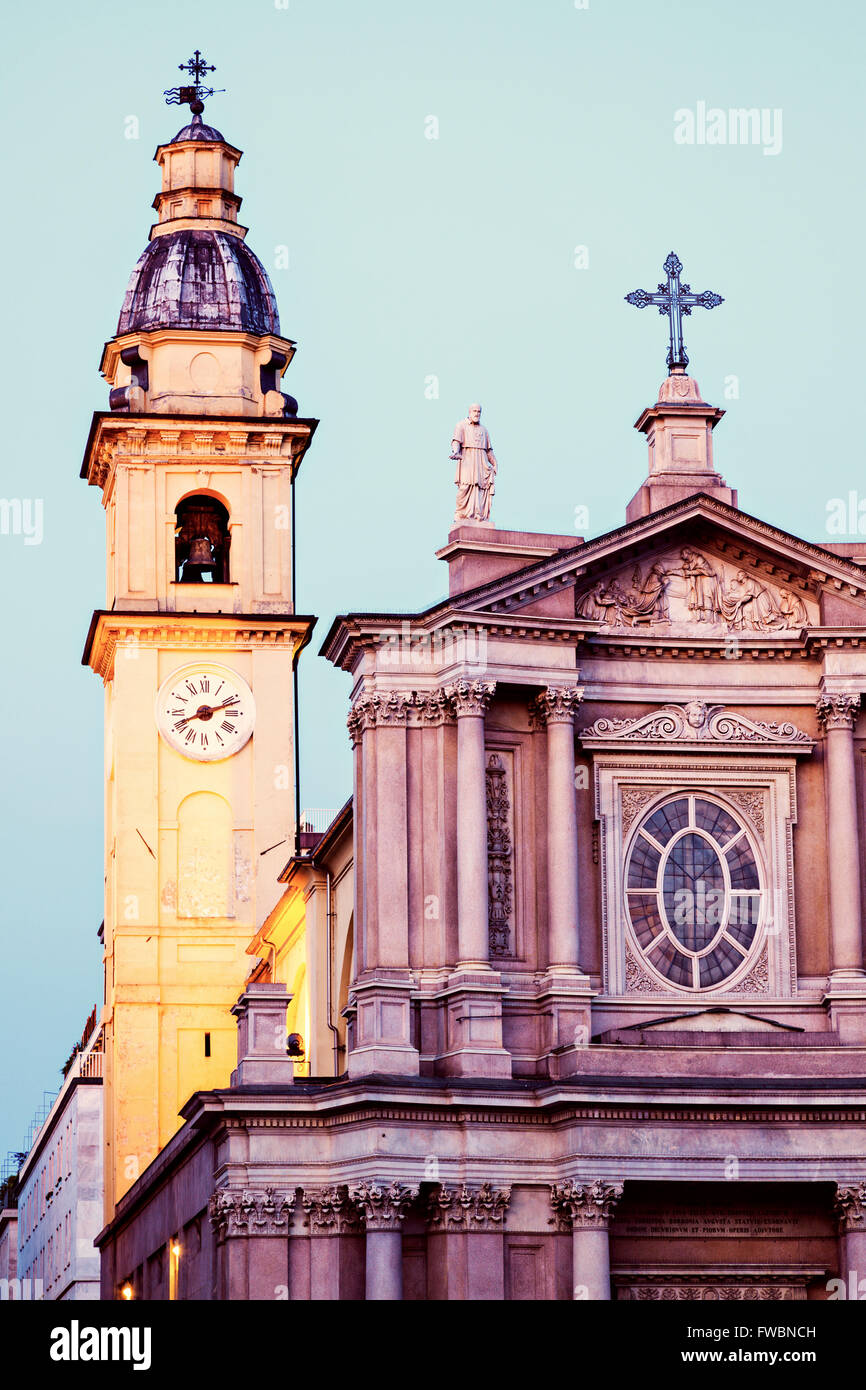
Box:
1;0;863;1160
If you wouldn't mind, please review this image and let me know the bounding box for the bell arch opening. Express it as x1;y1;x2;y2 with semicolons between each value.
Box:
175;495;230;584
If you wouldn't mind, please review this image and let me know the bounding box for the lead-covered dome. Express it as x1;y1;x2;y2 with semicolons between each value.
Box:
117;229;280;335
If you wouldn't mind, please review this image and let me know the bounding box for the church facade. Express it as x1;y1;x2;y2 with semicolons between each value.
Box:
85;82;866;1301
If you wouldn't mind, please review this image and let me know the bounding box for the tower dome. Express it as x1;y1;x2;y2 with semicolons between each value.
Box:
102;104;299;418
116;112;279;335
117;230;279;335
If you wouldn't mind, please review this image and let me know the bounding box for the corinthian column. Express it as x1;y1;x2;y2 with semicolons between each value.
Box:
817;688;864;979
834;1182;866;1299
532;686;584;969
550;1180;624;1301
208;1187;295;1300
350;1180;419;1301
445;679;496;967
439;680;511;1078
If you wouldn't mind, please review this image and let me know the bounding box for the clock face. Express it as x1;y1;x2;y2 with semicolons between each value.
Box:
155;664;255;761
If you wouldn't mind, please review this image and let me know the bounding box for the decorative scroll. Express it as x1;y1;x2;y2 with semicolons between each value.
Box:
624;940;667;994
621;787;659;838
725;947;770;995
549;1179;624;1231
579;700;813;751
486;753;514;957
727;789;766;838
208;1187;295;1240
426;1182;512;1229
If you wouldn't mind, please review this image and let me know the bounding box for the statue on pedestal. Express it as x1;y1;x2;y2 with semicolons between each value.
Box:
450;403;497;524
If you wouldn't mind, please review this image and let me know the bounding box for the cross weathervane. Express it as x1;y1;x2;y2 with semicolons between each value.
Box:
164;50;225;116
625;252;723;373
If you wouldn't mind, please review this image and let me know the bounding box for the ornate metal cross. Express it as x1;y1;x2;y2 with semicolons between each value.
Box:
625;252;723;372
164;50;223;115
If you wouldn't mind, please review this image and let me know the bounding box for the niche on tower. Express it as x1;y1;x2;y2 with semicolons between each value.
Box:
175;495;231;584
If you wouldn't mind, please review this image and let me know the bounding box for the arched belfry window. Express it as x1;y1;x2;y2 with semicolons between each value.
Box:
175;496;230;584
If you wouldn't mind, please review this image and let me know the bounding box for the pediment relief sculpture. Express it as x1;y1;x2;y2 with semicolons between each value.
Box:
579;699;813;750
576;546;812;634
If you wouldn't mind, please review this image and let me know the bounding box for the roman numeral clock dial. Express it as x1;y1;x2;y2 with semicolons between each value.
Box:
155;665;255;761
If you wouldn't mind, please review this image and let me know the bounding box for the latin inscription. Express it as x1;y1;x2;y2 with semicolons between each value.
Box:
619;1206;796;1239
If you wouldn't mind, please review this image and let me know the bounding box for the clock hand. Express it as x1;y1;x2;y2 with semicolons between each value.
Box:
173;696;239;728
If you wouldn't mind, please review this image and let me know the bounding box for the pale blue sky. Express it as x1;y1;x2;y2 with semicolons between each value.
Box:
1;0;863;1158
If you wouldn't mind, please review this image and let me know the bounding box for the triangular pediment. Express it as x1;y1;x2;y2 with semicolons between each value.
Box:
443;495;866;634
320;494;866;671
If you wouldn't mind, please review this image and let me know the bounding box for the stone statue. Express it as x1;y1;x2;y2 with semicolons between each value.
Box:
450;403;497;524
777;588;808;628
719;569;784;631
679;547;722;622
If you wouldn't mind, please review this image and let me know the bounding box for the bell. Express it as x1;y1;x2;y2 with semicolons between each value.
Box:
181;533;217;583
188;535;214;565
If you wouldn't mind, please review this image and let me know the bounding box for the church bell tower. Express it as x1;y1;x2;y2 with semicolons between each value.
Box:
81;63;316;1219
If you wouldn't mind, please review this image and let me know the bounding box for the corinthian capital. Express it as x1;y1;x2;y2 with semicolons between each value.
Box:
444;679;496;718
549;1179;624;1231
302;1185;364;1236
347;690;414;746
530;685;584;728
833;1181;866;1232
817;690;861;731
426;1181;511;1229
349;1180;419;1231
208;1186;295;1241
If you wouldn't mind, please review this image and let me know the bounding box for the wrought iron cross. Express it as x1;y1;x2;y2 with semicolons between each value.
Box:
625;252;723;372
164;50;224;115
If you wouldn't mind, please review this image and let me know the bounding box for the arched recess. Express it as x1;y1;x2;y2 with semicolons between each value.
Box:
175;494;231;583
177;791;233;918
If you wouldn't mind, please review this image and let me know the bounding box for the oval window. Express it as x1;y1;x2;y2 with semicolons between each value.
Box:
625;794;763;990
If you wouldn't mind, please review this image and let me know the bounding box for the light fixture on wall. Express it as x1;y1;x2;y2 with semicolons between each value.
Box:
286;1033;305;1059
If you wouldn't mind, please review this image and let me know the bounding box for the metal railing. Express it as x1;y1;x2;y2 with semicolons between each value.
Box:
299;808;340;835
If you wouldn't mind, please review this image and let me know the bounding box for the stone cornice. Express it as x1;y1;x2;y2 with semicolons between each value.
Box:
82;609;316;681
321;495;866;672
426;1182;511;1229
96;1084;866;1248
321;610;866;677
80;411;318;491
579;700;814;753
549;1179;624;1231
208;1186;295;1241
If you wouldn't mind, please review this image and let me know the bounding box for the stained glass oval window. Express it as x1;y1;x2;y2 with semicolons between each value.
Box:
625;794;763;990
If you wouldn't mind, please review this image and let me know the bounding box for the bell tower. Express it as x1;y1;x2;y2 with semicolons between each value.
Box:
81;66;317;1219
